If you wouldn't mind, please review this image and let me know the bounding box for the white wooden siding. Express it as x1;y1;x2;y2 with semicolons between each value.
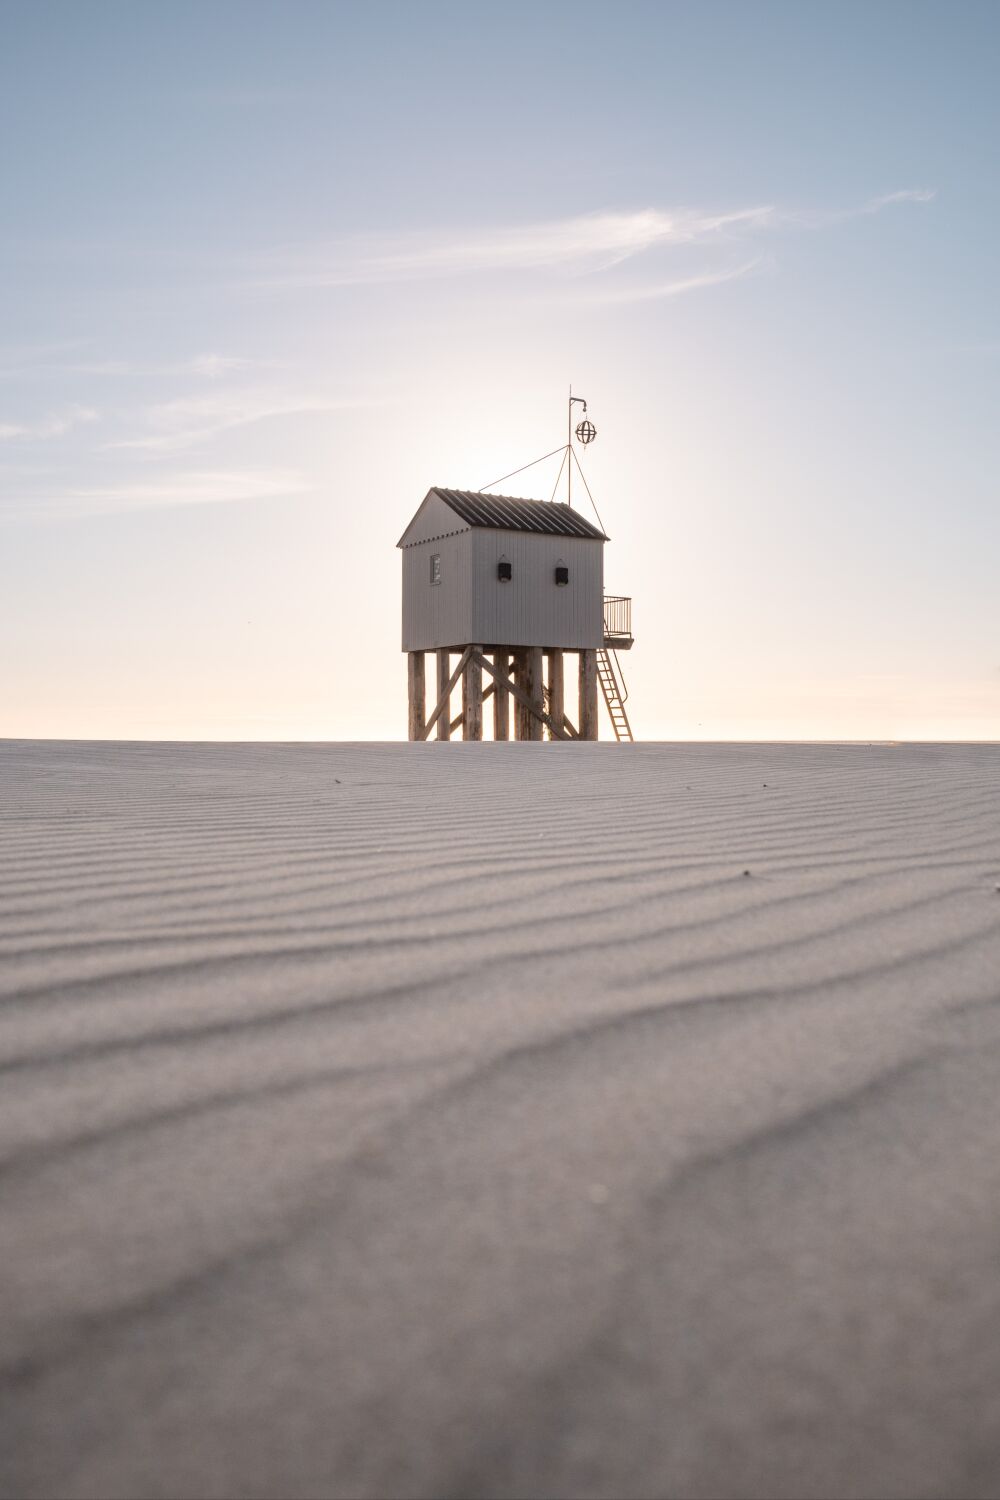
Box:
469;529;604;649
401;527;603;651
401;531;475;649
396;492;470;549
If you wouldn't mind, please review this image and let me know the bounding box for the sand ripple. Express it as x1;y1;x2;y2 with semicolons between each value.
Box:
1;740;1000;1498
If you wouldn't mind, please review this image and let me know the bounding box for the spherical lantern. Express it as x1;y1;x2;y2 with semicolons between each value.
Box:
575;419;597;445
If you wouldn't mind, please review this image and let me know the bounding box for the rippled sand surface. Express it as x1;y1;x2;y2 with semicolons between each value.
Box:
2;740;1000;1499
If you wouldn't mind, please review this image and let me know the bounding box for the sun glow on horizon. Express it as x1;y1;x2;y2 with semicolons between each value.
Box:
2;3;998;742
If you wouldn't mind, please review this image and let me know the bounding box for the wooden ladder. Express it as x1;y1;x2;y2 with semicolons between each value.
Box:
596;648;634;742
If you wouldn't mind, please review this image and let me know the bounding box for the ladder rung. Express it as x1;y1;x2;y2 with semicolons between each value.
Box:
595;646;634;743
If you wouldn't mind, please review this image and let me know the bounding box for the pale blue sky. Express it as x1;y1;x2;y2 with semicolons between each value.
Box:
2;0;998;738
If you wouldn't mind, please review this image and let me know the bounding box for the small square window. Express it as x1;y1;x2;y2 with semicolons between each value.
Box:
554;565;569;586
430;553;441;585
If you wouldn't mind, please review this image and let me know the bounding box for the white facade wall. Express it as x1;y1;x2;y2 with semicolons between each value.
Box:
401;530;474;650
401;527;604;651
395;492;467;549
469;529;603;649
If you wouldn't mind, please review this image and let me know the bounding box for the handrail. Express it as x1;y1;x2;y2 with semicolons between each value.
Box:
613;648;629;704
603;594;632;640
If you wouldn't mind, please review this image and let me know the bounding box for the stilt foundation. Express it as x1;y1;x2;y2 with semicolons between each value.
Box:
408;647;594;742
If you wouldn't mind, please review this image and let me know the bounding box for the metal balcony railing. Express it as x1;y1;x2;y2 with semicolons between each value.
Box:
603;595;632;645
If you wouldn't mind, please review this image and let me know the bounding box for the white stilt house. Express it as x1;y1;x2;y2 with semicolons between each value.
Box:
398;487;633;741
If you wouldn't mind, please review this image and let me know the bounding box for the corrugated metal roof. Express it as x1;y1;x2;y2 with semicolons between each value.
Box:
431;488;607;541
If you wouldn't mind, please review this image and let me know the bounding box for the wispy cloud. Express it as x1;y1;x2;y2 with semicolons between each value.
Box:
245;189;934;295
583;257;765;305
782;187;937;230
4;468;308;520
106;389;360;453
0;405;99;441
248;206;776;290
0;351;257;381
187;353;251;378
864;187;936;212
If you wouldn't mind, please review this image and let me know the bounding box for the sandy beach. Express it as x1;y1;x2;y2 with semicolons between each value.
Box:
2;739;1000;1499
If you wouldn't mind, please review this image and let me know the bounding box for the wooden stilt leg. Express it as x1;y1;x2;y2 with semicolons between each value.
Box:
493;651;509;740
436;649;451;741
407;651;425;741
579;649;599;741
522;646;543;741
473;651;571;741
547;650;564;741
512;649;527;739
462;648;483;741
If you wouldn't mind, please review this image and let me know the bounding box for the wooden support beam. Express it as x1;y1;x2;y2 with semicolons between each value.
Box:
546;650;564;744
521;647;544;741
510;649;526;740
407;652;425;742
463;649;483;741
493;651;510;741
421;648;472;741
436;649;452;741
474;651;571;742
579;649;599;741
454;684;494;734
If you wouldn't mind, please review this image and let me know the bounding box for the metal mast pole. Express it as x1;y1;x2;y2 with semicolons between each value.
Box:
566;388;590;509
567;384;572;508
